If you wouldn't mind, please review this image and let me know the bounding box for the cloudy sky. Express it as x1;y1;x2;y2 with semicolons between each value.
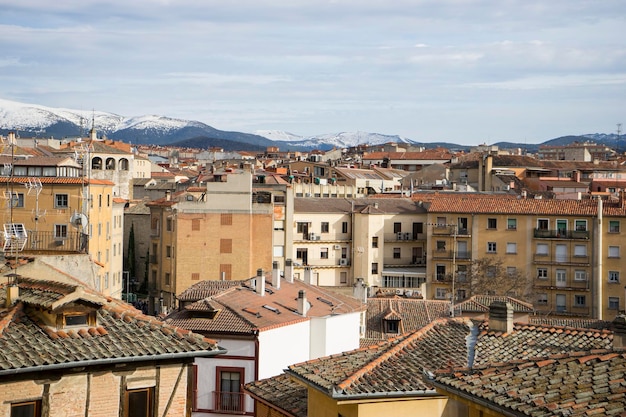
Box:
1;0;624;144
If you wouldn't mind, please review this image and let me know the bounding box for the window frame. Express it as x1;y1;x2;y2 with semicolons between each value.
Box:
608;246;620;258
215;367;244;414
608;271;620;283
537;268;548;279
487;218;497;229
487;241;497;253
55;193;69;209
125;387;154;417
506;242;517;254
321;222;329;233
507;218;517;230
609;220;620;233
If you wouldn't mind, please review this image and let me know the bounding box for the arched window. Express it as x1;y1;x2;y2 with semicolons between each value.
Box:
92;157;102;170
105;158;116;170
119;158;129;171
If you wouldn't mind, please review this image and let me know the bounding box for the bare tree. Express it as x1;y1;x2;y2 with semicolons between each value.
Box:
456;257;534;303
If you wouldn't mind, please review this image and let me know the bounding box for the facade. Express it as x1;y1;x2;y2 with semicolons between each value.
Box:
0;148;123;298
165;270;365;417
146;165;280;314
292;198;428;289
0;277;224;417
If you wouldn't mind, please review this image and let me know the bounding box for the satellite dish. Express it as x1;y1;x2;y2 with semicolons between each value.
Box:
70;212;88;228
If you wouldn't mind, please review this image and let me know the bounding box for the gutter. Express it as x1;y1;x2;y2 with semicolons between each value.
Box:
0;348;227;377
430;380;526;417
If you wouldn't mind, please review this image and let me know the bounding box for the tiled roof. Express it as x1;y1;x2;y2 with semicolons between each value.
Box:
529;316;612;330
0;279;223;375
177;279;247;302
363;150;453;161
363;298;450;342
474;322;613;366
433;350;626;416
245;373;307;417
167;277;365;334
284;317;613;400
417;193;626;217
294;197;427;214
454;295;534;314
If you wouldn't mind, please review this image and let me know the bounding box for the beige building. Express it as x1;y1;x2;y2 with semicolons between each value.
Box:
146;165;281;313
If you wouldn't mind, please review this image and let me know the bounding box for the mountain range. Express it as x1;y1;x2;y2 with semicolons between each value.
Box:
0;98;621;152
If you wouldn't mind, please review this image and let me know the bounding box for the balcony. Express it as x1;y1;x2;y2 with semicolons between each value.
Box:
533;254;589;265
432;250;471;260
533;229;589;239
385;232;426;242
13;230;88;253
212;391;245;414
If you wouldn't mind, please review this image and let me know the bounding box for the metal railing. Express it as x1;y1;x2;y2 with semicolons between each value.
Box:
7;230;89;253
533;229;589;239
213;391;244;414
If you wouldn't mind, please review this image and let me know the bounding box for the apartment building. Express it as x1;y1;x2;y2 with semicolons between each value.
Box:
146;165;289;314
421;193;626;320
292;197;428;289
0;146;122;298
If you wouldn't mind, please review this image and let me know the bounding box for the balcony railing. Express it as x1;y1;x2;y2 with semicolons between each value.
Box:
213;391;244;414
533;254;589;265
385;232;426;242
432;250;472;260
9;230;89;253
533;229;589;239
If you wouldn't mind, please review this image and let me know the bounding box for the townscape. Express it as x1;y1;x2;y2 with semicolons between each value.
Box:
1;128;626;417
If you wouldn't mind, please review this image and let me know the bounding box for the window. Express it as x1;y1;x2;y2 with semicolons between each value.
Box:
342;222;348;233
537;268;548;279
296;222;308;233
220;239;232;254
7;192;24;208
609;271;620;283
320;247;328;259
506;267;517;277
506;242;517;254
105;158;116;170
11;400;41;417
91;157;103;170
186;195;194;201
372;236;378;248
574;295;586;307
507;218;517;230
192;273;200;281
536;243;549;255
192;219;200;231
575;220;587;231
574;245;587;257
435;288;447;299
487;242;497;253
166;218;172;231
385;319;399;334
436;240;446;251
537;293;548;305
221;213;233;226
54;224;68;239
574;270;587;281
166;246;171;258
340;272;347;284
537;219;549;230
273;245;284;257
371;262;378;274
220;264;232;281
609;221;620;233
609;297;620;310
609;246;620;258
55;194;69;208
457;265;467;282
321;222;329;233
393;222;401;233
216;368;244;413
165;273;170;286
487;218;497;229
436;217;447;227
126;387;154;417
486;266;497;278
393;247;401;259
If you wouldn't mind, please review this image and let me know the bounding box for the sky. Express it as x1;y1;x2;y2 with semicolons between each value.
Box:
0;0;625;144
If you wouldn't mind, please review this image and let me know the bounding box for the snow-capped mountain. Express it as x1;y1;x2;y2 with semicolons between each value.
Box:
255;130;418;149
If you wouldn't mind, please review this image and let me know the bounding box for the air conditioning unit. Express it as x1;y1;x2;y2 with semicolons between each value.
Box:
314;236;321;241
338;258;348;266
55;239;65;246
333;244;341;250
309;233;317;240
395;289;403;295
404;232;411;240
397;232;403;240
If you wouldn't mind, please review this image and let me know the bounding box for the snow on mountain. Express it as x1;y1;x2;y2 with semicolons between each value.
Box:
0;98;123;131
286;131;417;149
255;130;303;142
117;114;203;132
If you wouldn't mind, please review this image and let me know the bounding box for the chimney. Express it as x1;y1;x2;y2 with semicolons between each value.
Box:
255;269;265;296
297;290;309;317
285;259;294;283
489;301;513;333
304;267;312;285
612;314;626;348
7;131;16;145
352;277;367;303
272;261;280;289
165;190;171;201
5;283;19;308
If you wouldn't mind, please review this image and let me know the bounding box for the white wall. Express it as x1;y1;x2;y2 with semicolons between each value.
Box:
257;320;311;379
310;312;361;359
